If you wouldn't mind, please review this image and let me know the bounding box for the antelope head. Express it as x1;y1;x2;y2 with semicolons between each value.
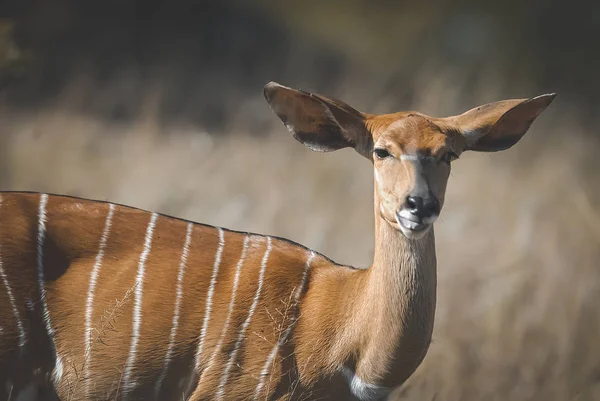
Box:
264;82;555;239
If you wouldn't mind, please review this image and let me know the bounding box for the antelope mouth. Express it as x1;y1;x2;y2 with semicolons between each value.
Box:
395;213;431;238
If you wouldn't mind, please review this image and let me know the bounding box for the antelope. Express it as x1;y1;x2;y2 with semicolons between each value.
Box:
0;82;554;401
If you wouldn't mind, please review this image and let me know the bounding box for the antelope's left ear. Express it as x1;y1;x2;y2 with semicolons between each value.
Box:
448;93;556;152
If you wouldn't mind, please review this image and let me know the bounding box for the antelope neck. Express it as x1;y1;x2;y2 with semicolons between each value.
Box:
348;191;437;387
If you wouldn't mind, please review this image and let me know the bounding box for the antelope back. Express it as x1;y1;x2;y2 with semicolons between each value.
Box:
0;192;334;400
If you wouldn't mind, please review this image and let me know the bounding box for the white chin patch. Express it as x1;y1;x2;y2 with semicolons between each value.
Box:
400;219;425;231
399;224;431;239
394;214;433;239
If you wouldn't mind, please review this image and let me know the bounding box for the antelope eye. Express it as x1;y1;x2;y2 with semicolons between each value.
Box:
441;152;458;164
374;148;391;159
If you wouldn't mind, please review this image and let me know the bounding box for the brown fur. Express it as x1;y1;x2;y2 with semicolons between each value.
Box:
0;85;554;401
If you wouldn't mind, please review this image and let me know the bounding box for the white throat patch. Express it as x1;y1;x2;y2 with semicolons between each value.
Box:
341;366;392;401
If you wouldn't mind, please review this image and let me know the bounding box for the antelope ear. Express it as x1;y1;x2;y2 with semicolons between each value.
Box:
263;82;373;159
449;94;556;152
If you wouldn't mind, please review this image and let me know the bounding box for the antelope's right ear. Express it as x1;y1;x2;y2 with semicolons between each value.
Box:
263;82;373;159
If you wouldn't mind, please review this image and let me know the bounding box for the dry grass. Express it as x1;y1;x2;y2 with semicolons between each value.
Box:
1;79;599;401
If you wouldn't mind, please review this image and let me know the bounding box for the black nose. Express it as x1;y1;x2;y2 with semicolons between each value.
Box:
405;195;440;219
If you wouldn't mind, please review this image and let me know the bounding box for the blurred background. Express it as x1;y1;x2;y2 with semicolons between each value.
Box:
1;0;599;399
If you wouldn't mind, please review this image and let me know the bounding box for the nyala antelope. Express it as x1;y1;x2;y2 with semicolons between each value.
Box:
0;82;554;400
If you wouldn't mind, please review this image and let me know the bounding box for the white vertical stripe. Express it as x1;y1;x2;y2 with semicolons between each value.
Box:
253;251;314;399
216;236;272;400
194;227;225;370
37;194;63;384
83;203;115;398
0;196;26;348
0;255;25;346
154;222;194;399
122;212;158;396
202;235;250;376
